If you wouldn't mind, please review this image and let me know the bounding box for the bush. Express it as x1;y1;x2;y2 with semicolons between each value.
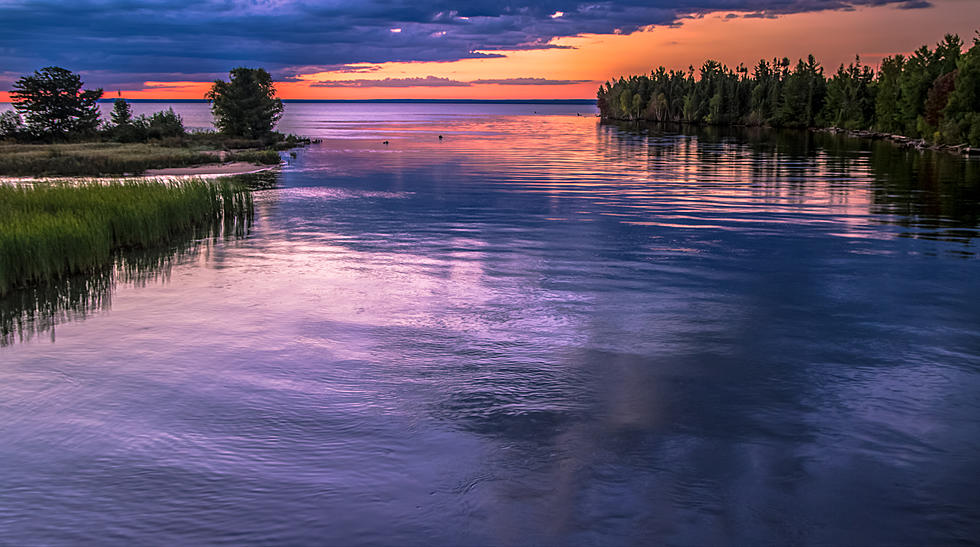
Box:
0;110;24;140
136;108;185;140
111;108;186;143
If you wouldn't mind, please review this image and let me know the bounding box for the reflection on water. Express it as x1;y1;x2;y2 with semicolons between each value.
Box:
1;106;979;546
2;241;220;346
0;175;262;345
1;266;113;346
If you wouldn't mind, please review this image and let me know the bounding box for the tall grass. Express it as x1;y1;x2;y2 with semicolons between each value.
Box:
0;143;282;176
0;179;253;296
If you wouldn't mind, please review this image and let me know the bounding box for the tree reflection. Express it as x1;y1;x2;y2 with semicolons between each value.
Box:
601;121;980;248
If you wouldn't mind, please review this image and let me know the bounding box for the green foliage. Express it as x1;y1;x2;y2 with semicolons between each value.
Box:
112;107;186;143
9;67;103;140
899;46;939;136
135;108;185;140
0;179;253;295
923;70;957;133
822;57;876;130
598;30;978;144
206;67;284;139
942;33;980;146
223;149;282;165
110;99;133;126
0;110;24;139
772;56;826;128
874;55;905;133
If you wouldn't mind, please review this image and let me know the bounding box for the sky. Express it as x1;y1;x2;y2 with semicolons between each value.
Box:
0;0;978;100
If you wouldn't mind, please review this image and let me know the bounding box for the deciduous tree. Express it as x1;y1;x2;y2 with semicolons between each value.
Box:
9;67;102;139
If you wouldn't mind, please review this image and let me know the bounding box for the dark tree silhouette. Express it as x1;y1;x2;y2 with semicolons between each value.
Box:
10;67;102;139
206;67;284;139
597;30;979;145
110;98;133;126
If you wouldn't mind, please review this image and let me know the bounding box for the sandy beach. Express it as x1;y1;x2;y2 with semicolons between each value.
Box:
142;161;279;176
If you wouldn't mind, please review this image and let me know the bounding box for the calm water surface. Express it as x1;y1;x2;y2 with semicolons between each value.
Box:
2;103;980;545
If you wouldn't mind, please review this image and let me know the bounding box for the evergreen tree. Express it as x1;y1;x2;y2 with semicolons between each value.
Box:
9;67;102;139
941;33;980;145
822;57;876;129
776;56;825;128
875;55;905;133
110;98;133;126
594;30;974;144
206;67;284;139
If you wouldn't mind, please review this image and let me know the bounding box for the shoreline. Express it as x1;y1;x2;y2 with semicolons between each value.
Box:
813;127;980;156
1;161;280;184
141;161;280;177
598;117;980;157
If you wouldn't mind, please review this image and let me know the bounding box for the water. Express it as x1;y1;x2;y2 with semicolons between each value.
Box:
2;103;980;545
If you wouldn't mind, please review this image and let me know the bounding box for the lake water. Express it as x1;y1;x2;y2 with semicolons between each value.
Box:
2;103;980;545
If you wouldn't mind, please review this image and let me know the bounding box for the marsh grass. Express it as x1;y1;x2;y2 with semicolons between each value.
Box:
0;142;282;176
0;178;253;296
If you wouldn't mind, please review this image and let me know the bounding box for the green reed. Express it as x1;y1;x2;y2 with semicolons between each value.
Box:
0;178;253;296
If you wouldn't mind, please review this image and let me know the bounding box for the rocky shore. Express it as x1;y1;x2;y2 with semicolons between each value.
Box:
816;127;980;156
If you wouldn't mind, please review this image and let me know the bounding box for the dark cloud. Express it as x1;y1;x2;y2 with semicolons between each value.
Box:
0;0;934;89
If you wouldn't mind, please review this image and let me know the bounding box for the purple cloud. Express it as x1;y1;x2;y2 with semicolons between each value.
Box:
0;0;936;90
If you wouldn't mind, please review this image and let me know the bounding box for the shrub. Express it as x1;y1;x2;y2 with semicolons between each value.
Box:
0;110;24;140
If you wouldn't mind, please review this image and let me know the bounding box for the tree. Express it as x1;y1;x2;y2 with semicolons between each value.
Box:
0;110;24;139
776;56;826;128
941;32;980;145
875;55;905;133
822;57;876;130
110;98;133;126
923;70;956;133
136;108;185;140
9;67;102;139
206;67;284;139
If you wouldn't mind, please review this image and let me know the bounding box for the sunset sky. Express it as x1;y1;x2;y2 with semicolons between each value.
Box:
1;0;978;101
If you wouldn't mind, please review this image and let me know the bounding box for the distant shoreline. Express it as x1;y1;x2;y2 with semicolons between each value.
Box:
75;98;597;105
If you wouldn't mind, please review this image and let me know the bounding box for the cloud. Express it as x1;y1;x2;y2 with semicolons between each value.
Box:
0;0;935;89
311;76;470;87
310;75;592;87
471;77;592;85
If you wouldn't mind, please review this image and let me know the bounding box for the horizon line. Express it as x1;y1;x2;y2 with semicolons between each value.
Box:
89;98;597;105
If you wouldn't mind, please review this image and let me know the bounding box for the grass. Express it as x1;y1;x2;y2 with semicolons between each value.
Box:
0;142;283;176
0;178;254;296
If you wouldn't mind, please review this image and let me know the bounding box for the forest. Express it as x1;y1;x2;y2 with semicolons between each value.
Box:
597;31;980;146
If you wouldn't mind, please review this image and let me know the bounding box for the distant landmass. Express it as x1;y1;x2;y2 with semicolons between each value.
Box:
93;98;596;105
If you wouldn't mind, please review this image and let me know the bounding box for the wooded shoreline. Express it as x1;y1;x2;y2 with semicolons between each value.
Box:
597;30;980;151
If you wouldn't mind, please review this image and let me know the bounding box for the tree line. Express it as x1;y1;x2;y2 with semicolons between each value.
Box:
1;67;284;143
597;31;980;146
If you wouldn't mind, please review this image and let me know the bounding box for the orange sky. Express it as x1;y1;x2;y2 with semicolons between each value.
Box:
2;1;978;101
